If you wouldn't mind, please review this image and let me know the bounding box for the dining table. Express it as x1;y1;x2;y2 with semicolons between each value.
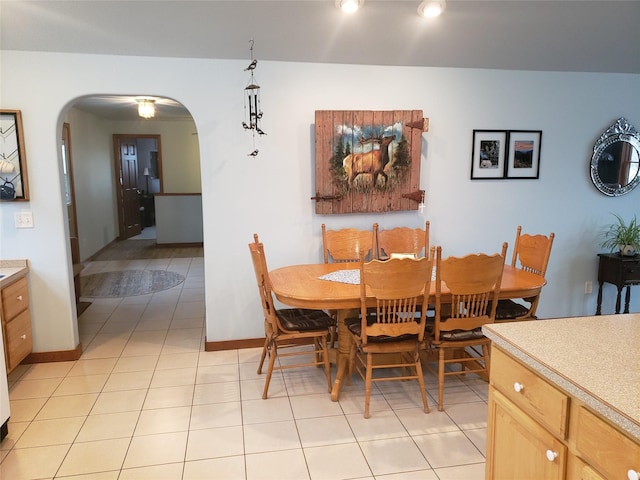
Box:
269;262;546;401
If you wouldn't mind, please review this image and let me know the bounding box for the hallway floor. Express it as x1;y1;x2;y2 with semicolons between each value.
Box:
0;255;488;479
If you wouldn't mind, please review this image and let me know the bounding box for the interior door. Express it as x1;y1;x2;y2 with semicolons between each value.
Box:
114;136;142;239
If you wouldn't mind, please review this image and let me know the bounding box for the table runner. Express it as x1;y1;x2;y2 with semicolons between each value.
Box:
318;269;360;285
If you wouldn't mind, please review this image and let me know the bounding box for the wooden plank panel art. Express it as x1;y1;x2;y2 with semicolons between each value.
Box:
314;110;426;214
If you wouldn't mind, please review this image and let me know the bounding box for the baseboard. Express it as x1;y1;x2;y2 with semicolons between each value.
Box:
205;338;264;351
156;242;204;248
22;343;83;364
204;337;314;351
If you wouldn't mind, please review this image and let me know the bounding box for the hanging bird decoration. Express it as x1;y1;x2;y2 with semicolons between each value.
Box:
243;39;266;157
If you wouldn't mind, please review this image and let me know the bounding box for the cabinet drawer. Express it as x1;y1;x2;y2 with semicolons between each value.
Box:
622;262;640;278
5;308;32;372
490;346;569;439
2;276;29;320
575;406;640;480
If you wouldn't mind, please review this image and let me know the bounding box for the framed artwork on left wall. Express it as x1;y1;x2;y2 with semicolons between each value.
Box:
0;110;29;200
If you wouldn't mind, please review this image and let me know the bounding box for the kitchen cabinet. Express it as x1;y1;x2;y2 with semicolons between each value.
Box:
486;344;640;480
1;267;32;373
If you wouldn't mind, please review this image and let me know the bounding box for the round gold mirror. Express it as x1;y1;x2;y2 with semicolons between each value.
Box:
590;117;640;197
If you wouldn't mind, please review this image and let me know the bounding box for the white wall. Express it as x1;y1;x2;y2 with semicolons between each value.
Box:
1;50;639;353
65;108;119;261
155;195;203;244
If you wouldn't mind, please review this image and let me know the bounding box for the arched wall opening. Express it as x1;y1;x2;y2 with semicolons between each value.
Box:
58;94;204;350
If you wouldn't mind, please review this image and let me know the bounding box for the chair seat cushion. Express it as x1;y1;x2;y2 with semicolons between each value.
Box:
438;327;484;341
276;309;335;331
345;315;418;343
495;299;530;320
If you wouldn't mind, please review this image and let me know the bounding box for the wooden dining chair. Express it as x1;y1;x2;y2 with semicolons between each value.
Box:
321;224;375;263
321;224;375;346
494;226;554;322
374;221;430;260
346;251;433;418
429;243;507;411
249;237;335;399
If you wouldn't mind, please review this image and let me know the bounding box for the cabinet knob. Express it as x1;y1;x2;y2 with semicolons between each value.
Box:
17;295;23;301
20;334;26;340
513;382;524;393
545;450;558;462
628;470;640;480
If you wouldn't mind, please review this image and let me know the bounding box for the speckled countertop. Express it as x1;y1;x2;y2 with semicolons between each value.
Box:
0;259;29;288
483;314;640;442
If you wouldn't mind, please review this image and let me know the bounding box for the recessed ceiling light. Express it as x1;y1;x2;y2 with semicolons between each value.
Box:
417;0;446;18
336;0;363;14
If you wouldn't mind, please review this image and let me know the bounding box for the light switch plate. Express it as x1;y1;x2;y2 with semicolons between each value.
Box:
15;211;34;228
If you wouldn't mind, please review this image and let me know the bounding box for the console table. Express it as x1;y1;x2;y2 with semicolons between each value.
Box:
596;253;640;315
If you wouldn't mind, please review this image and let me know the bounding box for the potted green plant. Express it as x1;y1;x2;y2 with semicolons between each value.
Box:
601;213;640;255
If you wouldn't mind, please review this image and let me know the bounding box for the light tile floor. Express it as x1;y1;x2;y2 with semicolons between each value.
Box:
0;256;488;479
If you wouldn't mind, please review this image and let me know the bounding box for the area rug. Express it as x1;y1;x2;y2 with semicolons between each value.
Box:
80;269;185;297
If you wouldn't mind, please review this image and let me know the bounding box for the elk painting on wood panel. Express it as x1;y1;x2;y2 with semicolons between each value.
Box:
314;110;426;214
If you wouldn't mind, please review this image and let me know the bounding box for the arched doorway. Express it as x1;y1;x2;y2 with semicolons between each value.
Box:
61;94;203;344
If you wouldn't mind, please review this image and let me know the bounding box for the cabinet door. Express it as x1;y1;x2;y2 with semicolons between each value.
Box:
567;454;606;480
575;406;640;480
487;388;567;480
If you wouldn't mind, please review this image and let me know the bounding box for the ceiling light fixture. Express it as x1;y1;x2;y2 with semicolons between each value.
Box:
417;0;446;18
336;0;363;14
137;98;156;119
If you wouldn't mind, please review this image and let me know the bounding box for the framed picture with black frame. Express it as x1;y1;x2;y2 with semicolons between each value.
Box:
471;129;542;180
470;130;507;179
0;110;29;200
506;130;542;179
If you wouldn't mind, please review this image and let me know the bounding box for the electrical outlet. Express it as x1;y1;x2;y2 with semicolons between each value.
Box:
584;281;593;294
15;211;34;228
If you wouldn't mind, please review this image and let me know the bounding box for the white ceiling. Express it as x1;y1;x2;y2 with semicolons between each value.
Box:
3;0;639;120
